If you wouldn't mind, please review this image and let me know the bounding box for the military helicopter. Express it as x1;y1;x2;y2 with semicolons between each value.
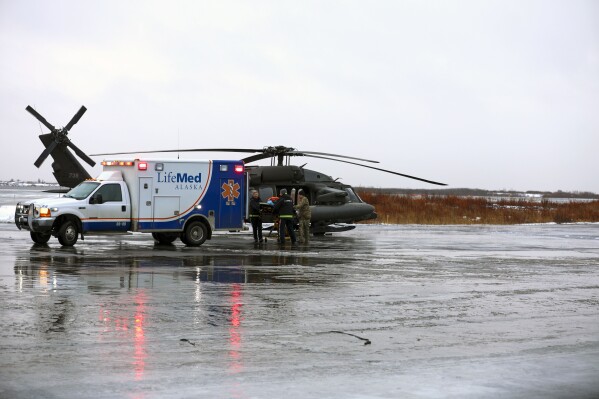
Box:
26;106;447;234
25;105;95;189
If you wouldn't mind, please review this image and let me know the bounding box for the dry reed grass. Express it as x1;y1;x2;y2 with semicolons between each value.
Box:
356;191;599;225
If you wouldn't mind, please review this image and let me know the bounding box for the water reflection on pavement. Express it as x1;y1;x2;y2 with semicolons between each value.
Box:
1;224;598;399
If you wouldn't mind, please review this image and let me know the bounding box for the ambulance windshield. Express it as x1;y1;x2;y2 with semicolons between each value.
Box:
64;182;101;200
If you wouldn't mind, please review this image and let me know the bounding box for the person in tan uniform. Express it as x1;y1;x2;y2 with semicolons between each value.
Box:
294;189;311;244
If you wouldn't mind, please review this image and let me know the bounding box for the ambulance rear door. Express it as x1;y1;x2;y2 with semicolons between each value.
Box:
217;175;244;230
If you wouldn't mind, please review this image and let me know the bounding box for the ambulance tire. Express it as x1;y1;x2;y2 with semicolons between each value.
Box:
182;221;207;246
57;220;79;246
152;232;178;244
30;231;51;244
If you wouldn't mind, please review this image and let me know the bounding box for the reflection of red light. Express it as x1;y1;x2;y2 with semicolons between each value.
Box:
133;291;147;381
228;284;243;374
231;305;241;328
97;293;147;383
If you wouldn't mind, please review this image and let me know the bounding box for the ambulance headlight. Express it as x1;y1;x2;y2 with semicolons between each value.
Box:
195;205;202;210
36;206;57;218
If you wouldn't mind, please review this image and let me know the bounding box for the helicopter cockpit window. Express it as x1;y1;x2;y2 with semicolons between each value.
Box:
345;188;360;203
259;187;274;200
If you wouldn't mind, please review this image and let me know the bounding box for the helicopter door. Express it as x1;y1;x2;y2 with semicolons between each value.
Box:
256;186;275;223
218;177;243;229
258;186;274;201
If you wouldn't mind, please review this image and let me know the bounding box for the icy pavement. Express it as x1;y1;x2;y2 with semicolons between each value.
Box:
0;223;598;399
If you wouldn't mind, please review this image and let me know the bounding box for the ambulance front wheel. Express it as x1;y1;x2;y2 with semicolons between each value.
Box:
182;221;207;246
57;220;79;246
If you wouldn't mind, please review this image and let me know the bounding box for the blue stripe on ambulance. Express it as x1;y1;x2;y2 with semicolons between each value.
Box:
83;220;131;232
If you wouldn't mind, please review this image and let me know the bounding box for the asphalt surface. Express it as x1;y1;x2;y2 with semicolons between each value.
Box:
0;222;598;399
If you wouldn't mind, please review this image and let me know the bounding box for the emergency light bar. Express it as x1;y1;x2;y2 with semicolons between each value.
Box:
101;161;135;167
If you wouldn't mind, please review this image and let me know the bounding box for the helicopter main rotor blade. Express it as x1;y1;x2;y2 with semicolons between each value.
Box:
90;147;379;165
90;148;264;156
67;141;96;167
26;106;56;132
289;150;379;164
34;141;58;168
64;106;87;131
306;154;447;186
242;153;274;164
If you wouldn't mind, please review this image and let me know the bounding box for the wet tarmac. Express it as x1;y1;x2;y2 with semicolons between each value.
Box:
0;223;598;398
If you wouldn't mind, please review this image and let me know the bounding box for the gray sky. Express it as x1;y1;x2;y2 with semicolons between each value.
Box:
1;0;598;192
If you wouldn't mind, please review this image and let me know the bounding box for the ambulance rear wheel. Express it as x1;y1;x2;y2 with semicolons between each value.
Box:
30;231;51;244
182;221;207;246
57;220;78;246
152;232;178;244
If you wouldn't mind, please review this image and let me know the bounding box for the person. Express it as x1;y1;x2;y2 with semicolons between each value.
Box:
248;190;263;243
294;189;311;244
273;188;297;244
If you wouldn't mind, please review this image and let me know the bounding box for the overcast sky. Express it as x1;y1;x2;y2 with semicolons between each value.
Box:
1;0;597;192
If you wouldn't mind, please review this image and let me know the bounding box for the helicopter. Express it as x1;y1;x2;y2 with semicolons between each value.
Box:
25;106;447;235
91;146;447;234
25;105;95;189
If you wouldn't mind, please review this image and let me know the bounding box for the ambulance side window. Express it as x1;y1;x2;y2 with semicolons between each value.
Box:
95;184;123;202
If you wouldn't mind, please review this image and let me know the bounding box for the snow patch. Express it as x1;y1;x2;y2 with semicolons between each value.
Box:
0;205;14;223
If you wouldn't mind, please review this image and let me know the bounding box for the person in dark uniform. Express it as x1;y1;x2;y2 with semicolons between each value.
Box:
273;188;297;244
248;190;263;243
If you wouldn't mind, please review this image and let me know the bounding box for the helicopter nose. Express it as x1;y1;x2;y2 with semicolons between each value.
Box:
346;202;377;222
359;203;377;221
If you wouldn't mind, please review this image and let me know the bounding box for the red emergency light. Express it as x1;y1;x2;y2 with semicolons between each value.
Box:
234;164;244;173
138;162;148;171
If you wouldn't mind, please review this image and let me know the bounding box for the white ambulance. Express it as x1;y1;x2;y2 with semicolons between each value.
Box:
15;159;247;246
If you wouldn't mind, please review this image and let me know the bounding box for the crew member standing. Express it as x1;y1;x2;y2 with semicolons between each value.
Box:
294;189;311;244
273;188;297;244
249;190;263;243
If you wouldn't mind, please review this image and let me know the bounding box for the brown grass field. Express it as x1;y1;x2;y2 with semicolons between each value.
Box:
356;191;599;225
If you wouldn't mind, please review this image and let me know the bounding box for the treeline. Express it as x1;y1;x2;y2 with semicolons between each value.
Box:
356;187;599;200
355;191;599;225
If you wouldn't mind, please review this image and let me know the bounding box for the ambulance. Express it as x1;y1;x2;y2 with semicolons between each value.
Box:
15;159;247;246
